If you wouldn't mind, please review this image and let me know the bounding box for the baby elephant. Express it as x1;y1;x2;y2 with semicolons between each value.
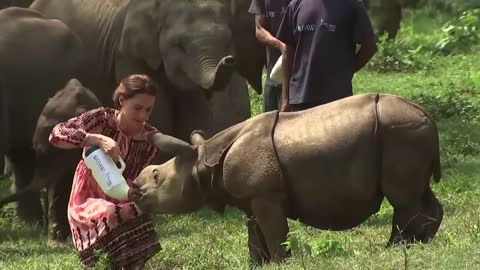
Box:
0;78;101;243
134;93;443;265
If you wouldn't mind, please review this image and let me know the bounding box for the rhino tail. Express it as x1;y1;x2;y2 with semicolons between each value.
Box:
417;102;441;182
432;119;442;182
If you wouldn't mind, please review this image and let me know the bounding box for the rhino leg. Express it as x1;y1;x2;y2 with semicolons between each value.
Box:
387;188;443;246
250;194;290;263
247;216;270;265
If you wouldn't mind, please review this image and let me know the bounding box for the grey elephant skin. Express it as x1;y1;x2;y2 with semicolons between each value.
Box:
0;7;87;221
133;93;444;264
30;0;262;140
0;79;102;241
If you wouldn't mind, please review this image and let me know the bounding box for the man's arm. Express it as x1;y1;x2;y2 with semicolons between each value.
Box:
352;0;378;72
354;36;377;72
280;45;294;112
255;15;286;53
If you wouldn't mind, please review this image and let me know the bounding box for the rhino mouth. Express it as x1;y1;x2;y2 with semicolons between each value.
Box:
131;182;146;201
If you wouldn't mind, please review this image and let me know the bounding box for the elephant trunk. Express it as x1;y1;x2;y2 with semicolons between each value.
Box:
198;56;235;91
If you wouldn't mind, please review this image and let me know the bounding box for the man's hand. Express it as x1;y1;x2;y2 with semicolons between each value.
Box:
280;100;290;112
255;15;287;54
280;45;294;113
354;36;378;72
279;42;287;55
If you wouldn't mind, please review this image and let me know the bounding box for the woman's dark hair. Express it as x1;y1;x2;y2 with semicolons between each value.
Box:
112;74;157;108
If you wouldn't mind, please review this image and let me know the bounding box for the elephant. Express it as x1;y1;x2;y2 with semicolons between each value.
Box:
0;7;87;222
132;93;444;265
364;0;420;40
0;79;102;243
30;0;264;140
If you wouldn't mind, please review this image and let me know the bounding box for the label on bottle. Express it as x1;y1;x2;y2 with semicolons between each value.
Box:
92;153;121;189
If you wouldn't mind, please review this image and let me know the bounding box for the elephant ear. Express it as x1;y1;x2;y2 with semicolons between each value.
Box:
119;0;163;69
227;0;265;94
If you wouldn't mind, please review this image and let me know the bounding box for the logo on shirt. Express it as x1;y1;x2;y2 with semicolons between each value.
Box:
265;7;287;18
319;18;337;32
295;24;316;33
295;18;336;33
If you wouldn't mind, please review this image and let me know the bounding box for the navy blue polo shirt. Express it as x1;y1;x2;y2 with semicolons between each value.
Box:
249;0;292;87
276;0;374;105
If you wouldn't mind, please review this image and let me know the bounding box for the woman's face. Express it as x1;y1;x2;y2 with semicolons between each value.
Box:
119;93;155;130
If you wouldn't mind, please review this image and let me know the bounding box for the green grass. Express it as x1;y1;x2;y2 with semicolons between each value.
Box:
2;6;480;269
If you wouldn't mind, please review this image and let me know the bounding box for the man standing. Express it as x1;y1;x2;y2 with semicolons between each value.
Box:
249;0;292;112
277;0;378;112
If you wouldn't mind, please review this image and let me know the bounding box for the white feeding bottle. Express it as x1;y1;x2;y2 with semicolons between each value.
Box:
270;55;283;84
83;145;130;201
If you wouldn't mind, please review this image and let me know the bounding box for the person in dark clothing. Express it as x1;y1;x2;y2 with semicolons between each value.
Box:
248;0;292;112
276;0;378;112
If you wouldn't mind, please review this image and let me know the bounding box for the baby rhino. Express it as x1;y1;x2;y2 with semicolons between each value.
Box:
134;93;444;265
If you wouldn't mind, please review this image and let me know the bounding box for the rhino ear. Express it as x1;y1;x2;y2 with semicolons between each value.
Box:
148;132;196;158
119;0;163;69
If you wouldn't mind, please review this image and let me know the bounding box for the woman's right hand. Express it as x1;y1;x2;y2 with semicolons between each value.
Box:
85;134;120;163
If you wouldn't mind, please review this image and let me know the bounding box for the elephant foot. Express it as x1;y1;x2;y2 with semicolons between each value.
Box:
14;203;43;223
47;238;66;248
47;222;70;243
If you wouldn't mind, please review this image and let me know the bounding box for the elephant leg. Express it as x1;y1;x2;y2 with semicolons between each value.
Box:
0;80;8;179
9;148;43;222
0;156;12;180
387;188;443;246
174;90;214;141
48;176;72;243
174;73;251;141
250;193;290;263
0;157;4;179
378;0;402;40
247;216;271;265
42;188;49;236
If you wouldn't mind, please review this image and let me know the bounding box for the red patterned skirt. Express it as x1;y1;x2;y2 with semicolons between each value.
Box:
68;161;161;268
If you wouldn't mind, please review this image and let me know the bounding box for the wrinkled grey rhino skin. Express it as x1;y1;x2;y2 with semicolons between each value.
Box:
30;0;260;140
0;7;87;221
134;93;443;265
0;79;102;242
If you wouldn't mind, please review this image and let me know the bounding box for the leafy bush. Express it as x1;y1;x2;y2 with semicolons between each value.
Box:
440;130;480;166
435;9;480;53
366;34;430;73
416;0;480;14
411;91;480;166
411;91;480;121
